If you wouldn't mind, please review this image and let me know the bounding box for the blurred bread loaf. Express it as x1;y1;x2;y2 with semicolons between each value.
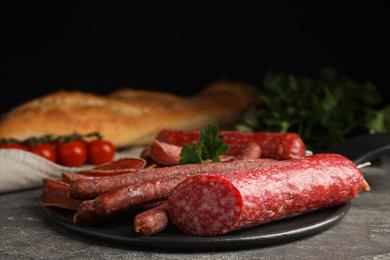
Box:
0;80;260;148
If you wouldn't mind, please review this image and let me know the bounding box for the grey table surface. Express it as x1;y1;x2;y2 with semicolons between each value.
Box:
1;156;389;260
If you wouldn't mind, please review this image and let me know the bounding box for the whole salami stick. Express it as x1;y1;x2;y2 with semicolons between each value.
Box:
156;130;305;160
68;159;275;200
234;142;262;160
168;153;369;237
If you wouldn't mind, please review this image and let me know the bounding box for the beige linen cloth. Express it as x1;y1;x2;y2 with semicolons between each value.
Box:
0;147;144;193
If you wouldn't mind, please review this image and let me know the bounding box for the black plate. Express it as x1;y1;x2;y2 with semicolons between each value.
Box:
42;134;390;251
44;202;350;251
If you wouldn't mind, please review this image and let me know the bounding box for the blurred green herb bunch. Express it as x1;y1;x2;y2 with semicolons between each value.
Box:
236;67;390;152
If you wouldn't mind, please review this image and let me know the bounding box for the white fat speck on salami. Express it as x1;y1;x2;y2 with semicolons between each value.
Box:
168;153;365;237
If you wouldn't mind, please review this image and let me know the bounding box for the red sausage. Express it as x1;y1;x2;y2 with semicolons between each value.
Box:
62;172;99;184
92;157;146;171
61;157;147;183
39;178;83;210
74;199;165;226
168;153;367;237
149;140;182;166
234;142;261;160
150;140;262;165
68;159;276;200
156;130;305;160
92;177;188;218
73;200;97;225
156;129;200;146
73;168;138;177
92;176;188;218
133;201;170;236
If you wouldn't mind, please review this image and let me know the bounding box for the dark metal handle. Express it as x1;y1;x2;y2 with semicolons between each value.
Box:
325;133;390;164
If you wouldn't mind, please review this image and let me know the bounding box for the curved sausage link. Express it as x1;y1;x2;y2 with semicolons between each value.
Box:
134;201;170;236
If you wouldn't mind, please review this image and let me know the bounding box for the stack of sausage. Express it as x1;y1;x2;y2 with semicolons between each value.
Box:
40;130;369;237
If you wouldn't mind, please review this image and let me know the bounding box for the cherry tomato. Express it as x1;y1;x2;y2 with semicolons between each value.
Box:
57;139;87;167
28;144;57;163
0;143;24;150
87;140;116;165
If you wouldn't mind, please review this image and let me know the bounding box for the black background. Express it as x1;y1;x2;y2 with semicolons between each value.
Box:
1;1;388;114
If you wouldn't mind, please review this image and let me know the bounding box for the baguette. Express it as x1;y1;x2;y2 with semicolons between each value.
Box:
0;80;260;148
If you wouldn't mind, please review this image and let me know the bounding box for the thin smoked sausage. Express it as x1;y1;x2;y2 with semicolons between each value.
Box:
133;201;170;236
168;153;368;237
92;177;187;218
68;159;275;200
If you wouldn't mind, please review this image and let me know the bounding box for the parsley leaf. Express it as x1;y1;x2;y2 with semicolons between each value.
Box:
179;123;229;164
179;142;202;164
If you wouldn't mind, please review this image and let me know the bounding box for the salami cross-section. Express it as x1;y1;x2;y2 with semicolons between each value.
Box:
168;153;367;237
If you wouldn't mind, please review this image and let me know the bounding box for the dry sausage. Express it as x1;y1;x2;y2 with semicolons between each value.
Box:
133;201;170;236
39;178;83;210
156;130;305;160
92;177;188;218
168;153;368;237
74;199;165;225
234;142;261;160
68;159;276;200
92;157;146;171
149;140;182;166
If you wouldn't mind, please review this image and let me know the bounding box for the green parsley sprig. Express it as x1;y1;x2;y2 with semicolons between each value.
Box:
179;123;229;164
236;67;390;152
